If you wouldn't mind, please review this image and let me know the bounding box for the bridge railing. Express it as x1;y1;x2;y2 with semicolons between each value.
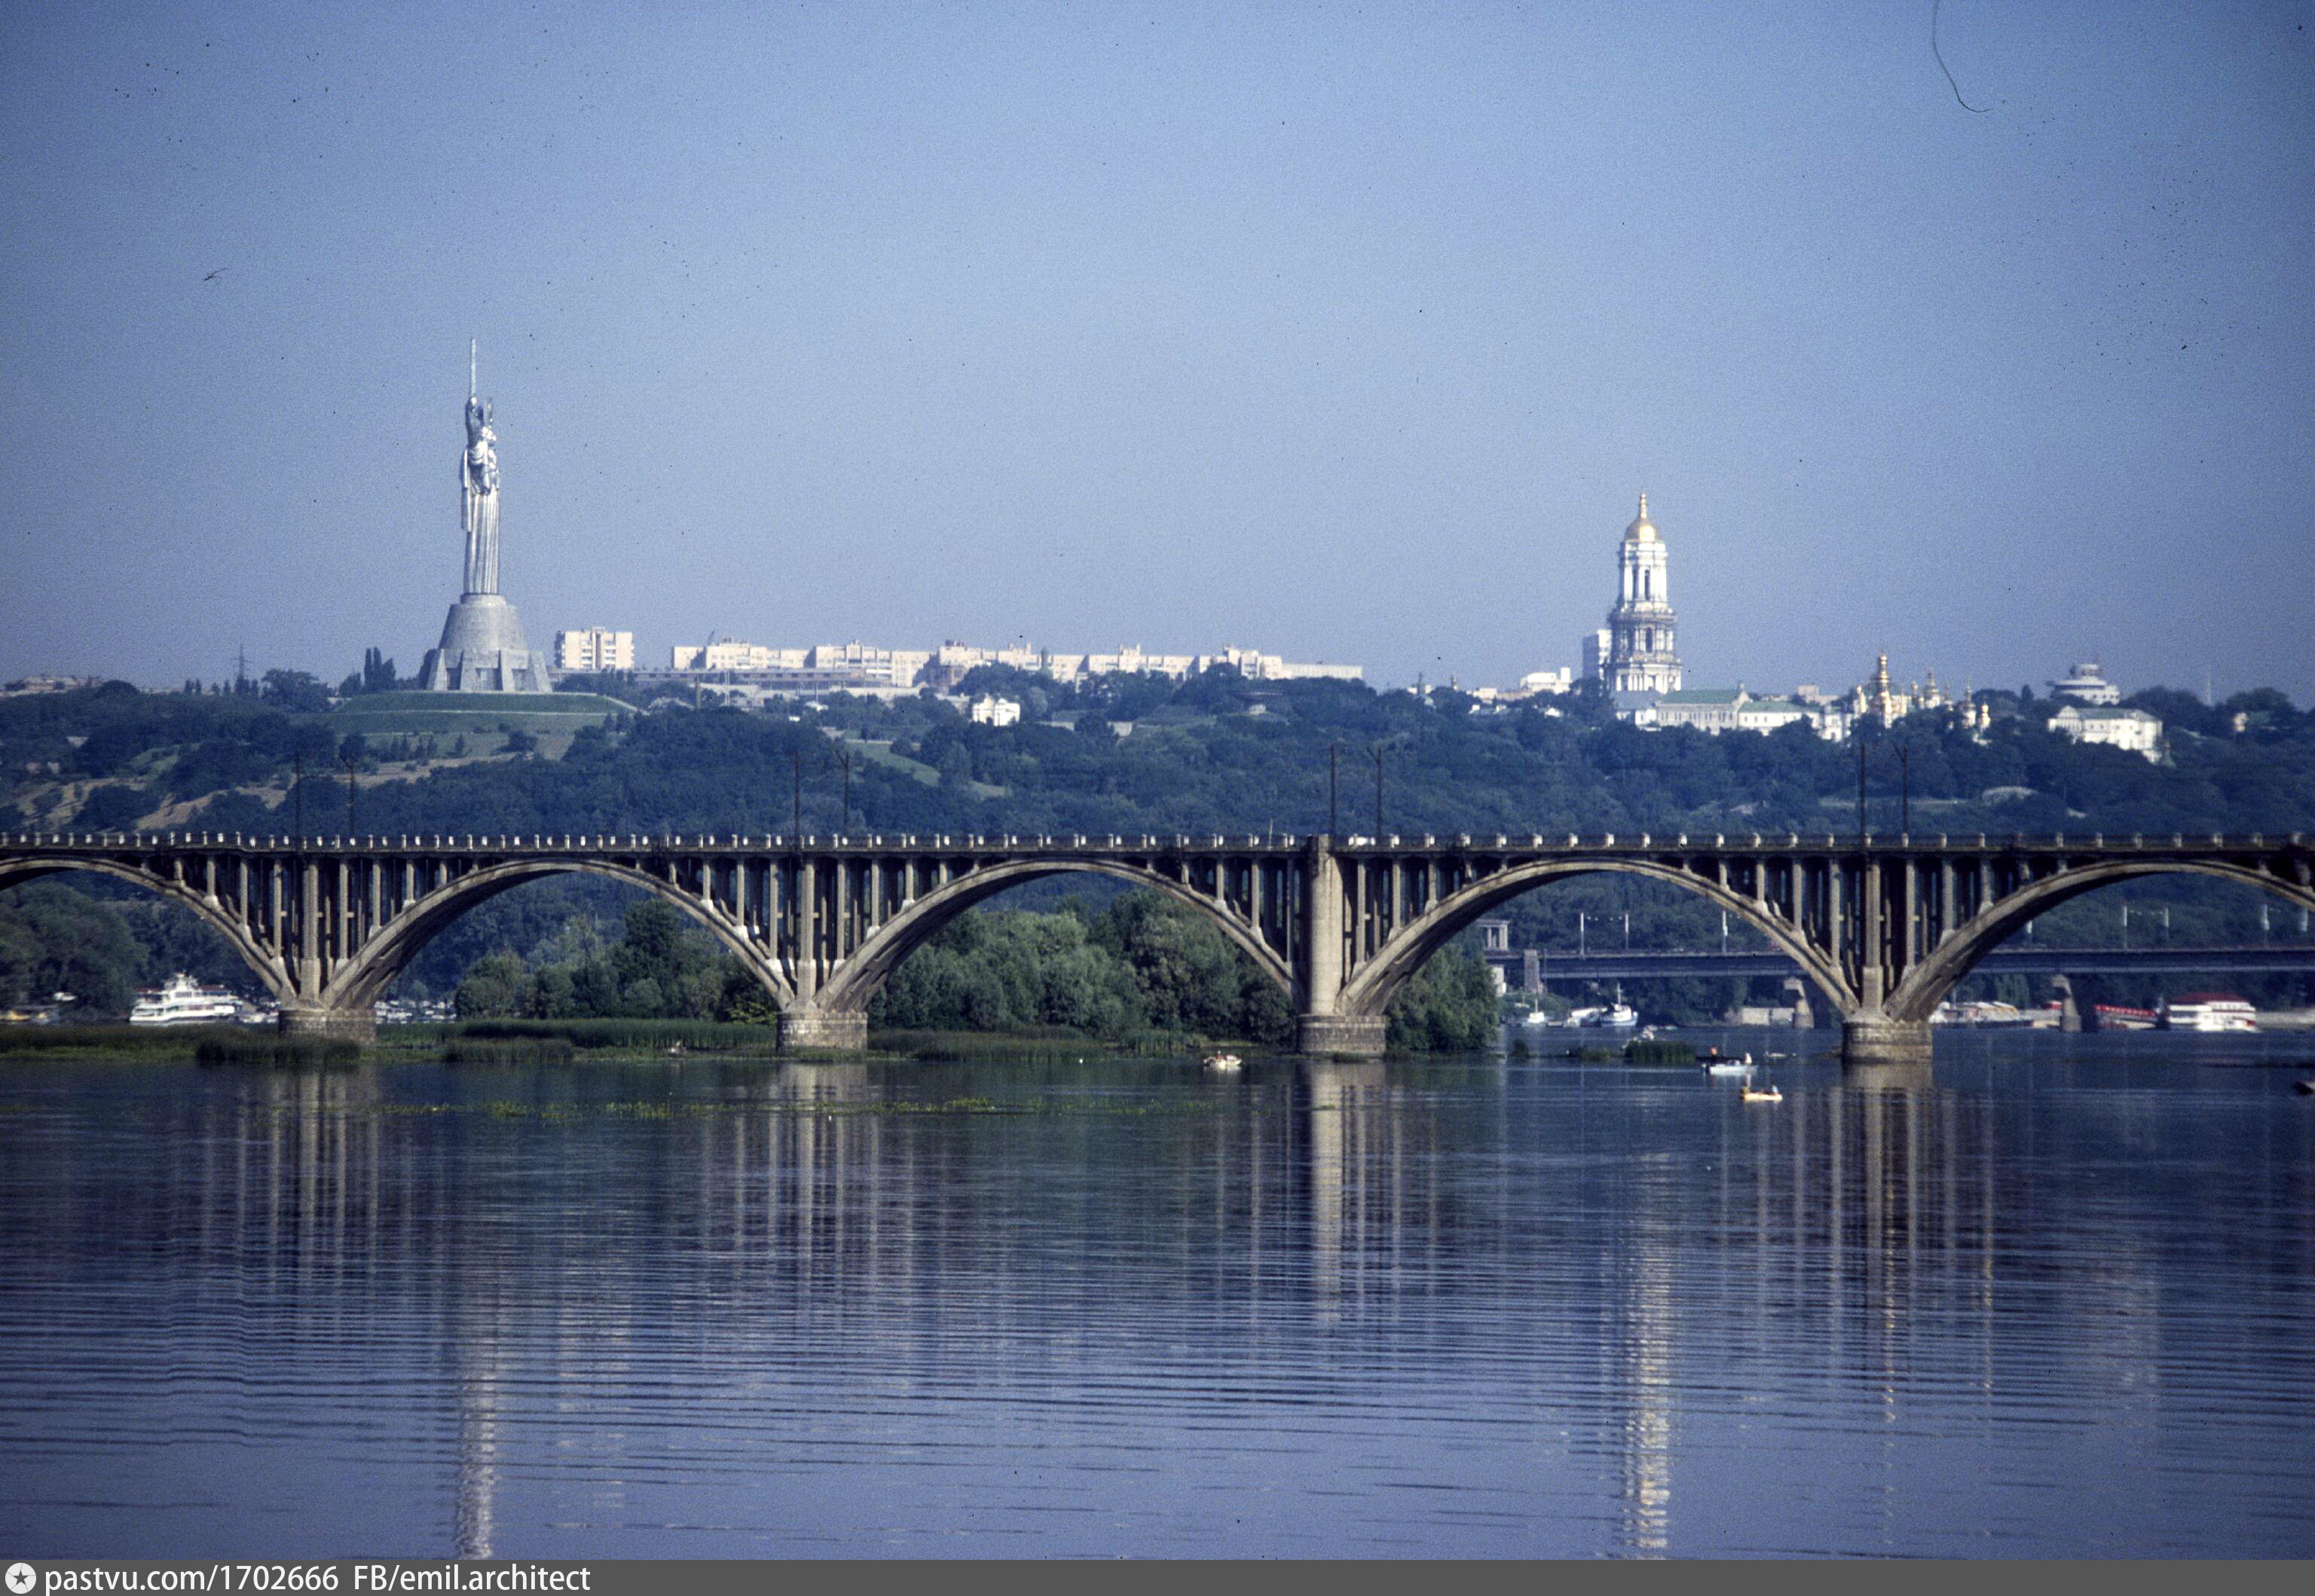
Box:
5;829;2305;855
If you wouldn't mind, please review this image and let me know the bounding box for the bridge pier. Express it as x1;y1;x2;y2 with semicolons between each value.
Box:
278;1005;378;1046
1844;1058;1934;1093
1296;1014;1387;1059
778;1007;867;1054
1841;1014;1931;1069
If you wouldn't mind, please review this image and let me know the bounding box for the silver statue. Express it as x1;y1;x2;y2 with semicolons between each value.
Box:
461;340;500;596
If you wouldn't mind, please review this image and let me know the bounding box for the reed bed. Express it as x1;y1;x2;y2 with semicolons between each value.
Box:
194;1034;362;1069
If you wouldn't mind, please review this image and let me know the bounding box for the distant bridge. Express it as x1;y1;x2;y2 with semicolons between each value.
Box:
1485;944;2315;983
4;828;2310;1065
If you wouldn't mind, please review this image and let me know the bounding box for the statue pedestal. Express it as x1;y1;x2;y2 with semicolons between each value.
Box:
418;595;551;693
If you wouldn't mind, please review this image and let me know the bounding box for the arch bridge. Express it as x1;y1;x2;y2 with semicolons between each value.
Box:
5;829;2309;1064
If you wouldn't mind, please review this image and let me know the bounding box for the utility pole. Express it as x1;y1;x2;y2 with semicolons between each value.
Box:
1579;911;1587;958
1329;741;1340;836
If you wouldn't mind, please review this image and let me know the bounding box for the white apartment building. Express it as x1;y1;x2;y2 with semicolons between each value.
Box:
670;641;809;671
968;696;1022;726
554;628;635;671
674;636;1361;688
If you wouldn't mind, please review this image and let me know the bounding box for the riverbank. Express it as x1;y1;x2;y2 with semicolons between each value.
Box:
0;1017;1275;1066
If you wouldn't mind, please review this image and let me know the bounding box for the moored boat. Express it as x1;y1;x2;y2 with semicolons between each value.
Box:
2159;994;2257;1033
128;974;243;1027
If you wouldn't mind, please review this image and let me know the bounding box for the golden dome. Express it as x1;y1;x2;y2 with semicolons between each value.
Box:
1624;492;1658;543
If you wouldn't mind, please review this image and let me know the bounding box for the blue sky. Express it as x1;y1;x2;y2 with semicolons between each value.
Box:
2;1;2309;697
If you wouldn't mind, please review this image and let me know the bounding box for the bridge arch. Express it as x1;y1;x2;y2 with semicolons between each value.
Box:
812;858;1293;1015
1888;859;2315;1023
0;855;292;1002
320;858;794;1010
1338;858;1855;1021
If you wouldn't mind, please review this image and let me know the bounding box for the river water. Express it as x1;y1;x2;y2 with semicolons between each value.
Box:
2;1031;2311;1558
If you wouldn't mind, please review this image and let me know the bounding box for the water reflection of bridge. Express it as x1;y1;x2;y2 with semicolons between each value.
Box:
137;1056;2231;1554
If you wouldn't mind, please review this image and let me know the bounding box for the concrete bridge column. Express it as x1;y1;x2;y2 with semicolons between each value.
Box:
1841;1014;1931;1068
1295;839;1385;1058
279;1004;378;1045
777;1007;867;1053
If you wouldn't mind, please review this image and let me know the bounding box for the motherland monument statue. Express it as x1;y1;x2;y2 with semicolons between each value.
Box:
417;341;552;693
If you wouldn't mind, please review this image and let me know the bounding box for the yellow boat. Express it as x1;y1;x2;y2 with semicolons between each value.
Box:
1741;1085;1783;1104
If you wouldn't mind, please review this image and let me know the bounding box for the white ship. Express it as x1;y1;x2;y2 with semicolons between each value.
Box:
128;973;243;1026
1573;1003;1638;1029
2158;993;2258;1033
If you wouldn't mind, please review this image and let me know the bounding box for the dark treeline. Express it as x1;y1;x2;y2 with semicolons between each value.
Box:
12;671;2315;843
428;889;1498;1053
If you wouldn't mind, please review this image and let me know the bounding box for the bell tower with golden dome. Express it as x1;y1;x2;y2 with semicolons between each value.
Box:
1604;492;1682;695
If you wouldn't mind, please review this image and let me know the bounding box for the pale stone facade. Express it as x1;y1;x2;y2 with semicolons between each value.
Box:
2048;703;2161;760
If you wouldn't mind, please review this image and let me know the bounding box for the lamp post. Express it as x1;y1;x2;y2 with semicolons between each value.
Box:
1329;741;1340;836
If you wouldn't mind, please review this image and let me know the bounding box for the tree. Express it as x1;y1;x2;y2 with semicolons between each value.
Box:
258;670;332;714
452;951;531;1018
0;882;145;1015
1386;946;1499;1052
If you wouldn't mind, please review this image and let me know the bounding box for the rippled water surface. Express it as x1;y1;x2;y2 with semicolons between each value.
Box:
2;1032;2313;1558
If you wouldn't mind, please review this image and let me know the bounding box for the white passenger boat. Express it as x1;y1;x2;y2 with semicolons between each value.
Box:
129;974;242;1026
2158;994;2257;1033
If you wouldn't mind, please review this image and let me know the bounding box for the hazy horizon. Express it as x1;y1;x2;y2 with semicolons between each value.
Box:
3;2;2310;699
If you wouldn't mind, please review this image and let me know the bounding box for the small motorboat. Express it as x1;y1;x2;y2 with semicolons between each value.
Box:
1704;1056;1755;1077
1741;1084;1783;1104
1203;1052;1243;1072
